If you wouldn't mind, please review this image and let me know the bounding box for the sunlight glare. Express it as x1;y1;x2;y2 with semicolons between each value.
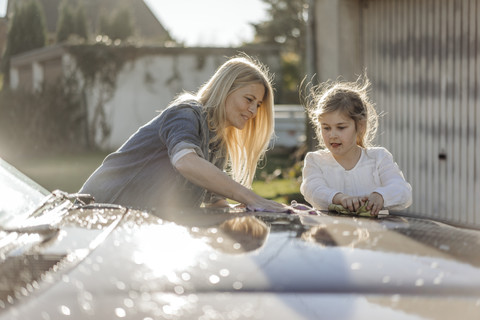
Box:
132;223;210;278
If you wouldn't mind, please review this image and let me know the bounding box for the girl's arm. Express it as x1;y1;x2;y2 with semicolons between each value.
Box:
374;149;413;210
175;153;287;212
300;152;340;209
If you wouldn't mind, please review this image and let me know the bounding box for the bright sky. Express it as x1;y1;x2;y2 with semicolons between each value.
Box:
143;0;269;47
0;0;6;18
0;0;269;47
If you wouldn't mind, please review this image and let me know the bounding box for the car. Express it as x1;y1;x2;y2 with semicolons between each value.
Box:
1;156;480;320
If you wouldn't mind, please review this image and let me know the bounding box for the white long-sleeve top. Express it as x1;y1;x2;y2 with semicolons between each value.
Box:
300;147;412;211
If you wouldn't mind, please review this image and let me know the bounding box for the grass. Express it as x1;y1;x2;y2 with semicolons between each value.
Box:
253;178;302;204
6;149;303;204
8;151;110;193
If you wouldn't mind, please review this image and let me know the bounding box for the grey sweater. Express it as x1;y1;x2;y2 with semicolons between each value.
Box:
79;100;226;211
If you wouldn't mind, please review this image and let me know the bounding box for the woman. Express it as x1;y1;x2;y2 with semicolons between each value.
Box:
79;55;287;213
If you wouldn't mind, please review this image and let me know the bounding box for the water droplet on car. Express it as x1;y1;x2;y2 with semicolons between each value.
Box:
59;305;71;315
391;294;400;304
209;275;220;284
233;281;243;290
438;244;450;251
116;281;126;290
115;307;126;317
174;285;185;294
415;279;424;286
350;262;361;270
123;298;134;308
163;305;175;315
220;269;230;277
433;272;444;285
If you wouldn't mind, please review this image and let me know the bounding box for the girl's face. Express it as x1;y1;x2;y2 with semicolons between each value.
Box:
225;83;265;130
319;110;361;159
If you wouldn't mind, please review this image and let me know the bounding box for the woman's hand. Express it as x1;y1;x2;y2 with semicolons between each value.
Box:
175;153;288;213
205;199;230;208
245;196;289;213
333;193;368;213
366;192;384;216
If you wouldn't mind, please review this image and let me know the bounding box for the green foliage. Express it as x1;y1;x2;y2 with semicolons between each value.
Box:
56;0;88;43
280;52;303;103
74;4;88;40
252;0;308;103
252;148;304;203
66;43;131;146
253;178;303;204
98;7;135;41
67;43;127;88
56;1;75;43
1;0;47;80
253;0;307;54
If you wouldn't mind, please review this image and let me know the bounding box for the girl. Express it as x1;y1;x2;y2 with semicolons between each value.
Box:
80;56;287;213
300;76;412;216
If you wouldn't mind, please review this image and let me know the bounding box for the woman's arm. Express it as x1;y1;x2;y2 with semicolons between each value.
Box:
175;153;287;212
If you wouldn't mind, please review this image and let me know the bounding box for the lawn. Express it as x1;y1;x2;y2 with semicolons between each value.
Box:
6;150;304;205
8;151;110;193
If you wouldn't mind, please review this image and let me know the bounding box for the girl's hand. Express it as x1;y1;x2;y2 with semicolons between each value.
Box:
333;193;368;213
366;192;384;216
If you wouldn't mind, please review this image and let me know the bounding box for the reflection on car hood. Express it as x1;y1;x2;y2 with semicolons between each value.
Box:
1;206;480;319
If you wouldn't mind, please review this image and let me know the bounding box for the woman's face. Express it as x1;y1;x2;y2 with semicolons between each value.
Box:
225;83;265;130
319;110;360;159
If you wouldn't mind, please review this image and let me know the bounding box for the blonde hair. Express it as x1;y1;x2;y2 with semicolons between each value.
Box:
305;75;378;148
196;55;275;187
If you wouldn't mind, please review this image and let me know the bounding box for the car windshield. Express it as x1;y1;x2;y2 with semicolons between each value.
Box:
0;158;50;227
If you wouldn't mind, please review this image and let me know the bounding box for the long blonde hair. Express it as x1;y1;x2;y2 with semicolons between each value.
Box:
197;55;275;187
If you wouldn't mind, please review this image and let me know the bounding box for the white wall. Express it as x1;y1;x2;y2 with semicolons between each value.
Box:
90;50;282;150
101;54;226;149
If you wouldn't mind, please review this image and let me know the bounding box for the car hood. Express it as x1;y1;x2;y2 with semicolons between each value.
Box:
1;205;480;319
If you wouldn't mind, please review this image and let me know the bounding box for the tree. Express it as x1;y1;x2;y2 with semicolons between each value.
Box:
56;0;75;43
252;0;318;150
1;0;47;83
253;0;308;55
99;7;134;41
74;4;88;41
56;0;88;43
252;0;309;103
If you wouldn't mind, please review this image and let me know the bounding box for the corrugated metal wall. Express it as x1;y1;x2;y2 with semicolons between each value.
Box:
363;0;479;227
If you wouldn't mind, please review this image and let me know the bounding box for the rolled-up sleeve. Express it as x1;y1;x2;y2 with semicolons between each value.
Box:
158;106;206;162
